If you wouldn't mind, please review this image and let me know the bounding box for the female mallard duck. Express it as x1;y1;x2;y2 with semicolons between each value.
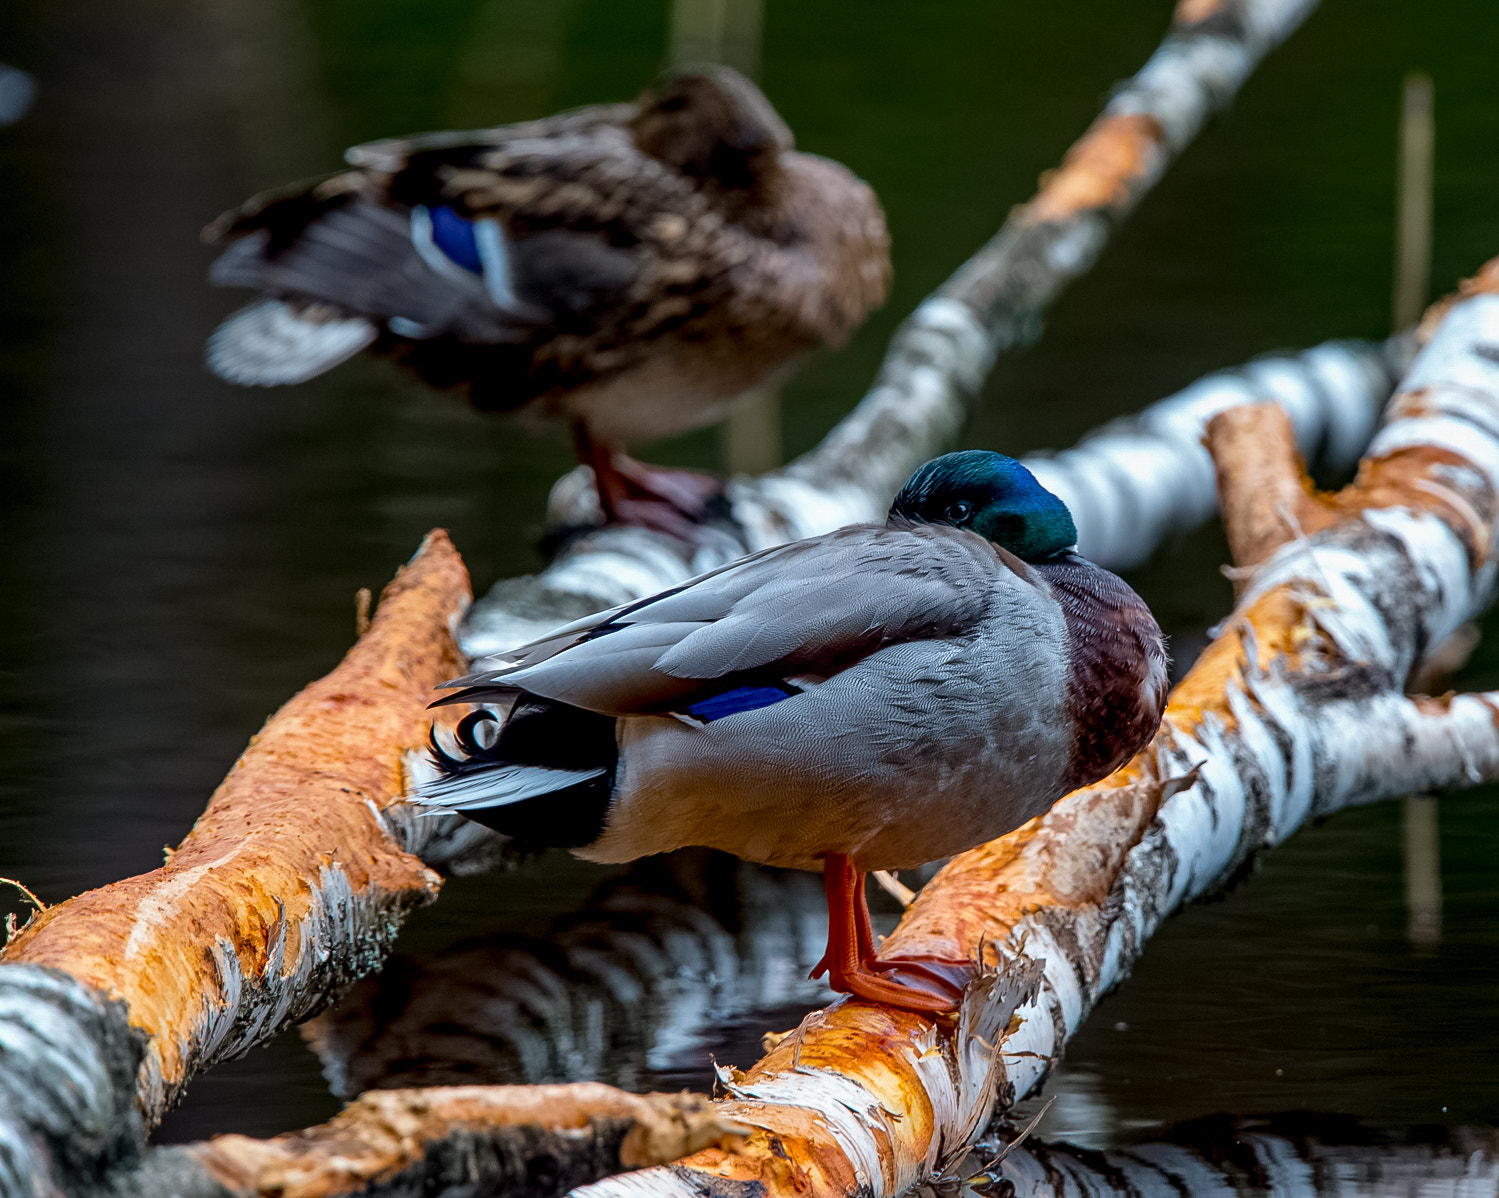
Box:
205;67;890;534
418;451;1169;1011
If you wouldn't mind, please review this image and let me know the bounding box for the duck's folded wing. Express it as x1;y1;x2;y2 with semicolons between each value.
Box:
440;524;1004;716
210;126;658;348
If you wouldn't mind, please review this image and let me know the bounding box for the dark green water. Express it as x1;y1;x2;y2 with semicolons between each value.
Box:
1;0;1496;1159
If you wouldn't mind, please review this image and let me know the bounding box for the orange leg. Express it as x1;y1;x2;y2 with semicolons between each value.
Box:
809;853;968;1013
571;424;721;539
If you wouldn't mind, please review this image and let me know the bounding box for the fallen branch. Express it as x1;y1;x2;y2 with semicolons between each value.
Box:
128;1085;745;1198
1014;338;1399;570
0;534;470;1195
458;0;1330;668
570;263;1499;1197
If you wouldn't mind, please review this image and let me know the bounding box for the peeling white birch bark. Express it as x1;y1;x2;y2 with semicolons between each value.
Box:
1018;339;1399;568
966;290;1499;1176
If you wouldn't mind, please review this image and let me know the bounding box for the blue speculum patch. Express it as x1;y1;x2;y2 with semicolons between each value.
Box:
687;685;794;723
429;206;483;274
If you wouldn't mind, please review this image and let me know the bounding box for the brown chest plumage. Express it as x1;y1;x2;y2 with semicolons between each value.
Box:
1038;555;1170;793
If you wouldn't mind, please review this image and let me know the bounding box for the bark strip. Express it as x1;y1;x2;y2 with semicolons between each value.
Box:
571;265;1499;1198
0;533;471;1193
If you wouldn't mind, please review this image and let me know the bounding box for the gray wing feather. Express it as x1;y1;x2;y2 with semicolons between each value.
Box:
454;525;1003;716
215;198;641;343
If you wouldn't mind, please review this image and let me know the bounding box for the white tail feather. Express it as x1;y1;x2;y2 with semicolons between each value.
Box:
207;298;377;386
415;763;606;811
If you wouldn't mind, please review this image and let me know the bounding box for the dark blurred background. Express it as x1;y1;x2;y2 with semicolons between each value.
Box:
1;0;1496;1152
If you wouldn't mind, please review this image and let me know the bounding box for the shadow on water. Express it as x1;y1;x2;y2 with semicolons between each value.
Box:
1;0;1497;1167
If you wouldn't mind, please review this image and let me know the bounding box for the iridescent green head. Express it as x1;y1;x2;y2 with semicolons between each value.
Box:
889;450;1077;562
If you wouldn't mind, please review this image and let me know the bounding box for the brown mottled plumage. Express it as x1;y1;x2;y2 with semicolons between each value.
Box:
204;68;890;527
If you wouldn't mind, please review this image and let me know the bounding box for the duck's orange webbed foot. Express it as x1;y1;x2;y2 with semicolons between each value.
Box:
867;953;974;996
825;956;964;1012
811;853;971;1014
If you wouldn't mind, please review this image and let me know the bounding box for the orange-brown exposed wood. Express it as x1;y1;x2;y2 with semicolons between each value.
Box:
1204;402;1339;581
1173;0;1240;32
1023;113;1166;226
0;531;471;1124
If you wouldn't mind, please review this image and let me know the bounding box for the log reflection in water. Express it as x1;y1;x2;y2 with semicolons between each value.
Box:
138;1104;1499;1198
964;1115;1499;1198
302;853;850;1097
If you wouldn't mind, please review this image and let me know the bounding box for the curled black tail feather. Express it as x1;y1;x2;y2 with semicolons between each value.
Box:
428;709;505;777
425;696;618;850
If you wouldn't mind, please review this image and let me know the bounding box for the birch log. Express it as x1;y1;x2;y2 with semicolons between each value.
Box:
460;339;1395;668
570;264;1499;1198
0;533;470;1197
457;0;1330;665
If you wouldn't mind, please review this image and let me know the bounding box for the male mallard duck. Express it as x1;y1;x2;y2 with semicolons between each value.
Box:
205;67;890;534
417;451;1169;1010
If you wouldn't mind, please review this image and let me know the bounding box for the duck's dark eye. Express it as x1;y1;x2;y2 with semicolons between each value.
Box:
657;95;689;113
945;500;973;524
